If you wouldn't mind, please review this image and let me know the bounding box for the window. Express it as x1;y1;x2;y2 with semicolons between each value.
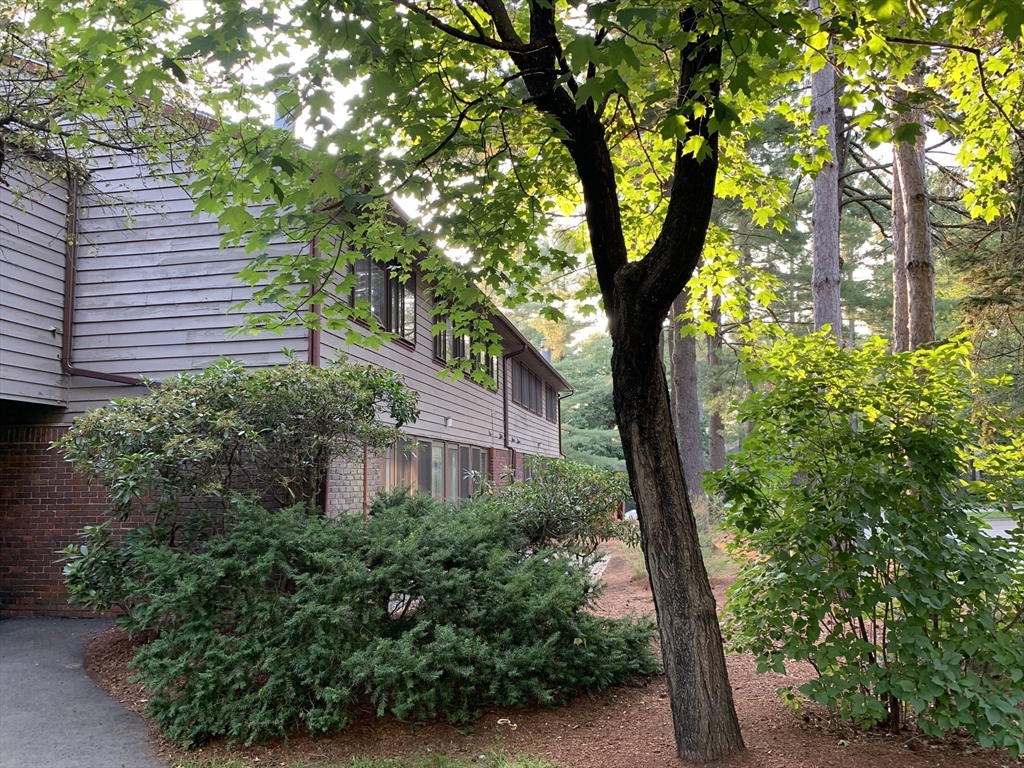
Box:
352;255;415;343
511;359;542;414
433;316;497;385
545;384;558;423
382;437;489;502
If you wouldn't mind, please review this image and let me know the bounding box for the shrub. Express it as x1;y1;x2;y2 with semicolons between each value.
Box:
709;334;1024;754
128;494;659;747
56;358;417;615
484;457;635;553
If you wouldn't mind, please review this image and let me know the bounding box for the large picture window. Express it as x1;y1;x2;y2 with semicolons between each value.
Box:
352;255;415;343
383;437;489;502
511;358;542;414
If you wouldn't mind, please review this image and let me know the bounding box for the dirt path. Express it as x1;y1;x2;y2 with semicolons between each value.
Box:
85;542;1020;768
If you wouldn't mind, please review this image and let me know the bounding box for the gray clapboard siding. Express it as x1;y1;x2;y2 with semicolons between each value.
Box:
2;256;66;290
56;151;305;420
319;270;563;461
503;356;562;460
0;166;69;405
320;278;506;451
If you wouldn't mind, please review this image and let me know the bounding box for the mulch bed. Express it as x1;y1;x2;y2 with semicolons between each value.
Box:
86;542;1021;768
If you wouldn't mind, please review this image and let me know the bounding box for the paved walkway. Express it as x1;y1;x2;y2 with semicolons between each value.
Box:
0;618;164;768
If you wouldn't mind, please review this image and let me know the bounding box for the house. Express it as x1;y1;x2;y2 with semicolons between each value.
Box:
0;147;569;617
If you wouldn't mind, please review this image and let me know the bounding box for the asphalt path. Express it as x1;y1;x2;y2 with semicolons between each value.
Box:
0;618;163;768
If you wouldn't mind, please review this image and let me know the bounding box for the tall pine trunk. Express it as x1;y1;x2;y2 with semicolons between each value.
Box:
892;79;935;350
809;0;842;338
707;293;726;472
891;163;910;353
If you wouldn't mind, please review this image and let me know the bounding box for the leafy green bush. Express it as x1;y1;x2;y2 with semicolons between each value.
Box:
709;334;1024;754
56;358;417;614
128;494;659;747
484;457;635;553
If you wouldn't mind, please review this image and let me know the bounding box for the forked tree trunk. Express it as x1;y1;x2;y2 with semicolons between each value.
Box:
670;291;707;502
612;283;743;761
504;6;745;761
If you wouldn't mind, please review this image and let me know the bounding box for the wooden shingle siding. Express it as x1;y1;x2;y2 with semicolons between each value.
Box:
0;166;69;405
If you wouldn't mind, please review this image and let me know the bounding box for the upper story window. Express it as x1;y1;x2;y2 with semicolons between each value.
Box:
545;384;558;423
433;317;497;385
352;255;415;343
511;358;542;414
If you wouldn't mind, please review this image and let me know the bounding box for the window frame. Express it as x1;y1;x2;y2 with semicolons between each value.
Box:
351;255;416;345
511;358;543;414
382;437;489;502
432;316;498;387
544;384;559;423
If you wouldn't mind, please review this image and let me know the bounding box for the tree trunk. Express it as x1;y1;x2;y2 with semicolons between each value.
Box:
707;294;726;473
809;0;842;339
504;6;745;760
892;79;935;350
611;283;743;762
670;291;707;503
891;164;910;353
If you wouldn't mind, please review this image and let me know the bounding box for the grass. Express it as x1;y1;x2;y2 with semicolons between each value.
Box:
174;754;561;768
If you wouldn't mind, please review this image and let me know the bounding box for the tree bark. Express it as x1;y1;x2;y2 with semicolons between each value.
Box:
612;277;743;762
892;79;935;350
670;291;707;503
809;0;842;340
891;165;910;353
495;4;744;760
707;293;726;473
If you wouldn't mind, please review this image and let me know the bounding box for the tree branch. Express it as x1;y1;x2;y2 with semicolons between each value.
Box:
396;0;526;52
886;36;1024;143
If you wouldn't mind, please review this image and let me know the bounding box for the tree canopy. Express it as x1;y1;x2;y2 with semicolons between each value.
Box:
5;0;1024;761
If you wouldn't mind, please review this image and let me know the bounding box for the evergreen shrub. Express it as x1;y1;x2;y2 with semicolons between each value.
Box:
485;457;635;553
55;358;417;615
128;493;659;747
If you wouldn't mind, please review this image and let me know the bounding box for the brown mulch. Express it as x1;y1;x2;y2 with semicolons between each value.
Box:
85;543;1020;768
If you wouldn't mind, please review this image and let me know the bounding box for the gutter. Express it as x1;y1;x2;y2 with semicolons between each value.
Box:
61;174;148;387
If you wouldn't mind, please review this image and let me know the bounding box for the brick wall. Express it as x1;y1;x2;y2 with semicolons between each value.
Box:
324;448;383;517
0;425;119;617
489;448;515;485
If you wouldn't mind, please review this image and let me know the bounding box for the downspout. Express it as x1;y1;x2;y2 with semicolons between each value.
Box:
362;444;369;520
557;385;574;458
307;239;323;367
61;174;147;387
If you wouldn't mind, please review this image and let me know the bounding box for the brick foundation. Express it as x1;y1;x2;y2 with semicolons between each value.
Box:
324;448;384;517
0;427;522;616
489;448;515;484
0;425;122;617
